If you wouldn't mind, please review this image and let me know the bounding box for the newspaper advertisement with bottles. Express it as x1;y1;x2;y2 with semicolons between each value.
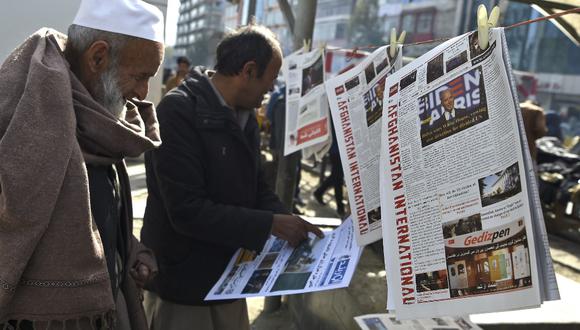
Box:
205;217;362;300
283;48;331;156
325;45;403;246
379;28;559;319
354;313;481;330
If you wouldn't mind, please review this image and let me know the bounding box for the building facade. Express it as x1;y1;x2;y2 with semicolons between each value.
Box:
379;0;464;58
174;0;226;67
459;0;580;139
312;0;354;49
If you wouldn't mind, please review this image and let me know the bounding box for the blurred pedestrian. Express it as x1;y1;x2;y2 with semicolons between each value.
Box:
545;110;563;141
141;23;323;330
314;121;345;217
520;100;547;162
164;56;191;94
0;0;164;329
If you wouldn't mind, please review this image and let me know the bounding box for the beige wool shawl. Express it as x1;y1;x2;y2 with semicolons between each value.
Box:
0;29;160;327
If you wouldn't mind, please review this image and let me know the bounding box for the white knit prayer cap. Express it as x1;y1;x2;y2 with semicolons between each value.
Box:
73;0;165;43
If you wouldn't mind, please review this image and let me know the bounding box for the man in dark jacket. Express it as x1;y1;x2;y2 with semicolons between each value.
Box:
141;24;323;330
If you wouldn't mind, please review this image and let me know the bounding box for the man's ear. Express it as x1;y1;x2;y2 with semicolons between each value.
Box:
84;41;111;74
241;61;258;80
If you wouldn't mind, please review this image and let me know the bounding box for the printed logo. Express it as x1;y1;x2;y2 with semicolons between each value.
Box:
389;84;399;97
329;256;350;284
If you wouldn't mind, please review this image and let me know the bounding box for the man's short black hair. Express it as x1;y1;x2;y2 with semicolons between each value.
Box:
215;24;281;78
177;56;190;66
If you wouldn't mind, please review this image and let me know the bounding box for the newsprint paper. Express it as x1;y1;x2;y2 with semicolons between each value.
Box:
283;48;331;156
379;28;559;319
205;217;362;300
325;45;403;246
355;313;481;330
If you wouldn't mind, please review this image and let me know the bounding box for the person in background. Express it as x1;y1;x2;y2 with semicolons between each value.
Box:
545;109;564;141
164;56;191;94
265;83;305;213
313;120;345;217
520;99;547;162
0;0;164;328
141;23;323;330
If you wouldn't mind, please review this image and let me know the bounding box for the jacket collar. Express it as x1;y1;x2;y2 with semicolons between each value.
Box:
183;66;257;156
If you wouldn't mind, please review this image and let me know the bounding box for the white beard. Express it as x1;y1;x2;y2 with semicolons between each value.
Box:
95;66;125;119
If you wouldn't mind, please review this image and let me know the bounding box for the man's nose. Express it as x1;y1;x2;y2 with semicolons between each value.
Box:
135;80;149;100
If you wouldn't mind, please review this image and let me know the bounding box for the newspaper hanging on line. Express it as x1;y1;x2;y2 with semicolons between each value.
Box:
283;48;331;156
302;48;370;162
354;313;482;330
205;217;362;300
325;45;403;246
379;28;559;319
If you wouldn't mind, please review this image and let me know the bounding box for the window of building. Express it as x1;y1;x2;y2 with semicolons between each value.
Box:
335;22;346;39
416;12;433;34
399;9;435;43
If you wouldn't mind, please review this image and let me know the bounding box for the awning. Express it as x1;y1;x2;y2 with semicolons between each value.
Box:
510;0;580;45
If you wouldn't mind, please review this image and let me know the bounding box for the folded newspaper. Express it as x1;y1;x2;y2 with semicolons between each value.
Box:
205;217;362;300
325;44;403;246
355;313;481;330
379;28;559;319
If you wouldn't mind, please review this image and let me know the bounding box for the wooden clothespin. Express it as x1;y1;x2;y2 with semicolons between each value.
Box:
302;39;312;52
389;28;406;58
477;5;500;50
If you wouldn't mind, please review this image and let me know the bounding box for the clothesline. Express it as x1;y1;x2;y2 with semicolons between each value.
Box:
339;6;579;57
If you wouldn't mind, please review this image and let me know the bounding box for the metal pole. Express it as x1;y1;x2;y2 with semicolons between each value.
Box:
264;0;318;313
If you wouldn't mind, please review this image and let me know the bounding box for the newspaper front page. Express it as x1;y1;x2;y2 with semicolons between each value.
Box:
355;313;482;330
283;48;331;156
205;217;362;300
325;45;403;246
379;28;556;319
302;48;370;161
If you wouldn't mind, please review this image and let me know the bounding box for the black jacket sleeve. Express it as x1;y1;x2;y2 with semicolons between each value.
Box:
255;165;289;214
149;93;273;252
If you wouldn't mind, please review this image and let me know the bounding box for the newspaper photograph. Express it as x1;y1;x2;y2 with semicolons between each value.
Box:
379;28;557;319
325;45;403;246
283;48;331;156
355;313;481;330
205;217;362;300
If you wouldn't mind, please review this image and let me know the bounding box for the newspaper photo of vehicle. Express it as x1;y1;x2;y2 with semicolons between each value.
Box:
205;217;362;300
379;28;559;319
325;44;402;246
283;48;331;155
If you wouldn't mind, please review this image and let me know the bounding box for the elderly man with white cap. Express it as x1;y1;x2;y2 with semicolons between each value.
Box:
0;0;164;329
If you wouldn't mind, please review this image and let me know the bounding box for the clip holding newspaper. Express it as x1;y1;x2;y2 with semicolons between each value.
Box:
379;28;559;319
205;217;362;300
325;44;403;246
283;48;331;156
355;313;482;330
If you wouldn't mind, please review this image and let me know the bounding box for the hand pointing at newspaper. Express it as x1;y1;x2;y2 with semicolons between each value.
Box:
271;214;324;247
